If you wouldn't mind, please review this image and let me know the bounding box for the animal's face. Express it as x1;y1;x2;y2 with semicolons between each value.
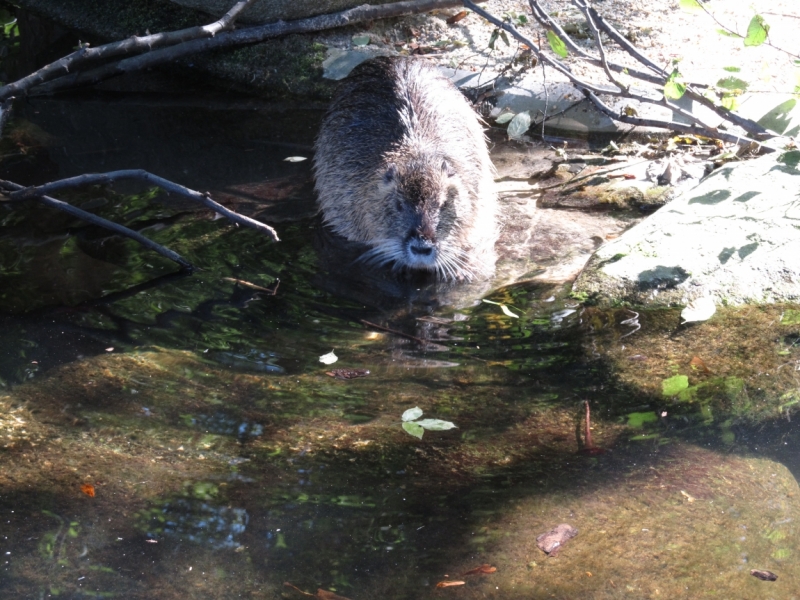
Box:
361;156;476;280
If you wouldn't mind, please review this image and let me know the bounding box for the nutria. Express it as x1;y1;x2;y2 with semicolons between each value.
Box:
313;56;498;281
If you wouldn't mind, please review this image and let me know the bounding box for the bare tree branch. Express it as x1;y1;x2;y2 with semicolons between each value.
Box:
0;0;259;102
467;0;773;148
5;0;481;98
10;169;280;242
0;179;194;271
583;4;772;139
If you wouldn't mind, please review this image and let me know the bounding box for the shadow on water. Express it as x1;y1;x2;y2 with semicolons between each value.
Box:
3;7;800;600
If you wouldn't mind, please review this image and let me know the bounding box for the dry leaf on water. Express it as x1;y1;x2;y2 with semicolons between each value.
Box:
283;582;352;600
80;483;95;497
463;564;497;576
436;581;466;588
325;369;370;380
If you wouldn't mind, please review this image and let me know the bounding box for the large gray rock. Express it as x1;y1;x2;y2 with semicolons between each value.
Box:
168;0;395;23
573;151;800;306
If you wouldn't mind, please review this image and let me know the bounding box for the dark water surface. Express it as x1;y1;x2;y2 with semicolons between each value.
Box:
3;11;800;600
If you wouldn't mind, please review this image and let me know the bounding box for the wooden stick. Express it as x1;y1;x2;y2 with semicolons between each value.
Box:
0;178;193;270
9;169;280;241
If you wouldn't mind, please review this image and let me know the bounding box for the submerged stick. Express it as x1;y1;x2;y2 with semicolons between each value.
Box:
10;169;280;241
0;178;193;271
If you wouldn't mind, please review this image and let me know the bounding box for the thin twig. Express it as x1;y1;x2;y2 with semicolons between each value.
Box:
10;169;280;241
0;179;194;270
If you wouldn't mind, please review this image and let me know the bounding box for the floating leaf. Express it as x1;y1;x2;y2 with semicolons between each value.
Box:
416;418;457;431
80;483;95;497
744;15;769;47
436;581;466;588
283;156;307;162
402;421;425;439
662;375;689;396
723;66;742;72
546;30;568;57
495;111;515;124
681;296;716;323
463;564;497;576
507;111;532;139
626;411;658;428
500;304;520;318
351;35;370;46
402;406;424;422
319;350;338;365
750;569;778;581
326;368;370;380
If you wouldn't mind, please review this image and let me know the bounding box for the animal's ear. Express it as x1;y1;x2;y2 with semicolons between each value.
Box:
441;159;456;178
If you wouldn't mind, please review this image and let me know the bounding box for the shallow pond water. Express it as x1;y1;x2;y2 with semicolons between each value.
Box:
3;14;800;600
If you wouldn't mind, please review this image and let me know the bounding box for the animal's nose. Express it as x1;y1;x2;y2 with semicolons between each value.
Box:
410;245;433;256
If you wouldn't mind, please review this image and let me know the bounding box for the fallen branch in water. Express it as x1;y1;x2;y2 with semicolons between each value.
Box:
1;169;281;271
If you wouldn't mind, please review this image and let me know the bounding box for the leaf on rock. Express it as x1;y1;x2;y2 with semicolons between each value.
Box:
546;30;568;57
681;296;716;323
402;407;424;422
402;421;425;439
744;15;769;47
507;111;531;140
415;419;457;431
689;356;711;374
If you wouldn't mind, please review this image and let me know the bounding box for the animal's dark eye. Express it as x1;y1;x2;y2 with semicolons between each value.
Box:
441;160;456;178
395;197;404;212
383;164;397;185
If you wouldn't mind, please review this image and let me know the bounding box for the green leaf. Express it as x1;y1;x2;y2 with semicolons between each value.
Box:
716;76;748;91
546;30;568;58
664;68;686;100
744;15;769;47
495;112;515;124
402;406;423;422
777;150;800;169
488;29;500;50
499;31;510;47
416;419;457;431
679;0;702;12
716;28;741;38
507;110;532;139
723;66;741;72
664;80;686;100
662;375;689;396
352;35;371;47
627;411;658;428
402;421;425;439
721;95;739;111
